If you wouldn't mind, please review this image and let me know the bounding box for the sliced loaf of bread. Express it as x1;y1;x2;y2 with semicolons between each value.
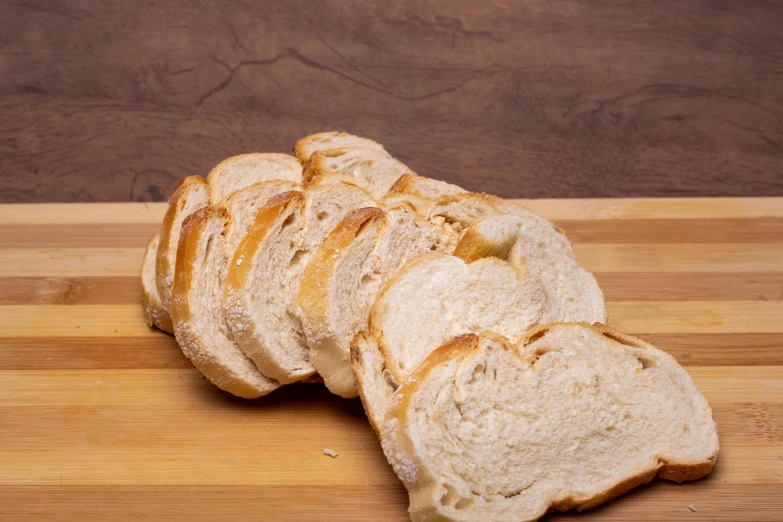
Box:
297;204;456;398
378;324;719;522
171;180;297;398
293;132;385;164
141;234;173;333
224;184;376;384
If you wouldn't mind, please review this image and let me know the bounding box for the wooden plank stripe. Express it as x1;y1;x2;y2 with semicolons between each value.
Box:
0;248;143;276
2;218;782;248
2;198;782;224
0;402;775;447
0;425;777;485
518;197;783;220
575;243;783;273
0;277;142;305
0;202;168;224
0;301;778;338
641;334;783;366
2;244;781;277
605;301;783;334
557;218;783;244
0;368;779;406
0;305;156;338
0;484;780;522
0;223;159;248
595;272;783;301
0;337;187;370
0;334;779;370
1;273;781;306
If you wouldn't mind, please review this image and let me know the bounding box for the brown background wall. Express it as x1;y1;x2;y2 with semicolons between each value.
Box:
1;0;781;203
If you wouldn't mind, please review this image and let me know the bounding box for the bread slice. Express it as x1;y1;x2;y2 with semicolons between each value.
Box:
378;324;719;522
171;181;297;398
381;173;466;211
297;204;456;398
140;234;173;333
303;148;414;199
155;176;210;327
454;213;605;322
206;153;302;204
352;212;604;428
224;184;376;384
293;132;385;164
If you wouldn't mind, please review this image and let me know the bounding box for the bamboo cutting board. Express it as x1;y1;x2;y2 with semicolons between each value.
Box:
0;198;781;521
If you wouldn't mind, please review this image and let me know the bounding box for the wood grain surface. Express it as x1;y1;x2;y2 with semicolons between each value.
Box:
1;1;782;203
0;198;781;521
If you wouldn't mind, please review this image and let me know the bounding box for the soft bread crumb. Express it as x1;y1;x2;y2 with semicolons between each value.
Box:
688;504;697;512
323;448;339;458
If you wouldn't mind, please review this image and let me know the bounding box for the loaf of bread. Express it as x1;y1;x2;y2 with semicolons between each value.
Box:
377;324;719;522
138;132;718;522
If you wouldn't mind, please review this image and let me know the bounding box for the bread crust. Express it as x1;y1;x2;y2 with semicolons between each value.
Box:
293;131;384;164
382;324;719;522
140;233;173;333
301;148;350;187
155;176;209;321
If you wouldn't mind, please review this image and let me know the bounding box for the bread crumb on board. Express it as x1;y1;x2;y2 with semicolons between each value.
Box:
687;504;697;512
323;448;339;458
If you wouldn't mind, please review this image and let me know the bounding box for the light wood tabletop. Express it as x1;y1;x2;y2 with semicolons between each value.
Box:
0;198;781;520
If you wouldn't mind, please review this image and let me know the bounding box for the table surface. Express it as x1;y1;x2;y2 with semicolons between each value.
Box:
1;1;782;203
0;198;781;521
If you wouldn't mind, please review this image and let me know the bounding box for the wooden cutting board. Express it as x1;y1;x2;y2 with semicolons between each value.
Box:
0;198;781;521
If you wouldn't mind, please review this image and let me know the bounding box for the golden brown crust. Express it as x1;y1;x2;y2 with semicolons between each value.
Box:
140;234;173;334
155;176;209;313
301;148;349;187
293;131;356;164
384;173;418;197
224;191;305;295
452;223;517;264
171;208;210;321
297;206;386;336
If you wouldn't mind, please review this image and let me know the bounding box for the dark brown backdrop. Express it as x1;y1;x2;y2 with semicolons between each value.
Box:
1;0;781;202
